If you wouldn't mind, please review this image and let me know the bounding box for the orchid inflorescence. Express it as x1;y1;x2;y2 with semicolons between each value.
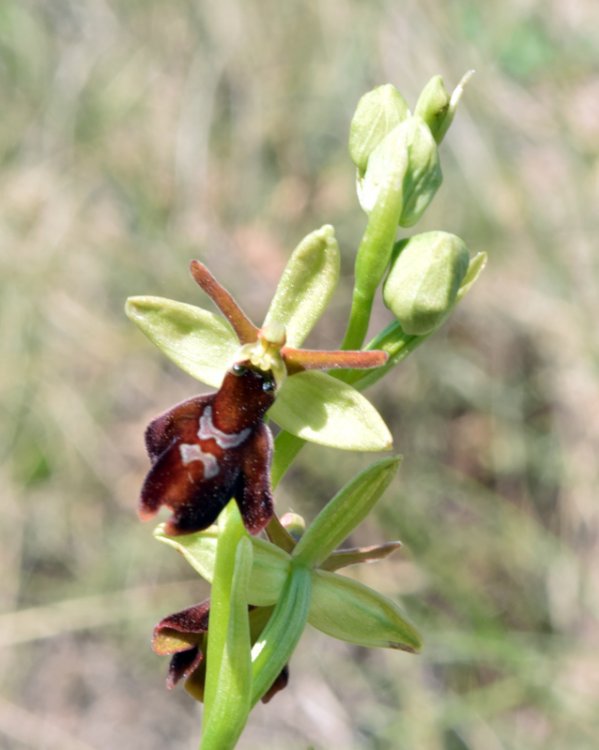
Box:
126;72;485;749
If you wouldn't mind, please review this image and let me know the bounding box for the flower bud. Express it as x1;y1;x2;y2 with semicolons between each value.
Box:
415;70;475;144
280;512;306;541
349;84;409;175
414;75;451;143
383;231;470;335
356;117;442;227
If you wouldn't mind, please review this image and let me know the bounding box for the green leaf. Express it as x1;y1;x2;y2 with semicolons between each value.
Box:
125;296;239;387
456;251;487;301
262;225;340;348
201;504;252;749
269;370;393;451
309;569;422;652
292;457;401;567
154;524;290;607
251;563;312;706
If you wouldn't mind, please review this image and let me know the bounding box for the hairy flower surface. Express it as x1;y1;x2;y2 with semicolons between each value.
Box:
140;362;276;535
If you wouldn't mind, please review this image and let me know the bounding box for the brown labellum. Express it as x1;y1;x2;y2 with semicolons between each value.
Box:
139;361;276;535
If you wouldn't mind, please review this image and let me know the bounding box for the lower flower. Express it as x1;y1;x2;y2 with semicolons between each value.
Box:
152;599;289;704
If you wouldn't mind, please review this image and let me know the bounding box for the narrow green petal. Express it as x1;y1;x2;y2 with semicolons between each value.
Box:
201;507;252;750
250;564;312;706
269;370;393;451
154;524;290;606
292;457;401;567
320;541;403;571
262;225;340;347
309;569;422;652
125;296;239;387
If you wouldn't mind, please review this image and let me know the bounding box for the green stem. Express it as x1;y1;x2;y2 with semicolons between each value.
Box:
342;285;376;352
250;563;312;706
201;503;252;750
342;158;405;350
357;322;427;390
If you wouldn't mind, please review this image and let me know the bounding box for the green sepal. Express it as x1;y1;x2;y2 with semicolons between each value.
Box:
309;569;422;652
349;84;410;175
201;504;252;749
292;456;401;568
457;251;487;301
270;370;393;451
251;564;312;706
153;524;290;607
397;117;442;227
357;117;442;228
356;120;407;218
262;225;340;348
125;296;239;387
383;231;470;335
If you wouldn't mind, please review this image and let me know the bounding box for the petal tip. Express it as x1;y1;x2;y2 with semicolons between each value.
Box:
138;505;157;522
389;641;422;653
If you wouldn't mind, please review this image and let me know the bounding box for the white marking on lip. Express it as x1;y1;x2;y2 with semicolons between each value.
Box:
198;405;251;449
179;443;220;479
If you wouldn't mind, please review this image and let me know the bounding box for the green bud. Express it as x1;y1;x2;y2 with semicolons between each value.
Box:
415;70;474;144
280;512;306;541
349;84;409;175
356;117;441;228
383;231;470;335
415;75;451;142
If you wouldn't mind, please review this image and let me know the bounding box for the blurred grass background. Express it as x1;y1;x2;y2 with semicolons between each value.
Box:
1;1;598;748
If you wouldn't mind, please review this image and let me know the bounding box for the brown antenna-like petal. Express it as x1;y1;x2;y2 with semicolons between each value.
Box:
282;346;388;373
190;260;259;344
